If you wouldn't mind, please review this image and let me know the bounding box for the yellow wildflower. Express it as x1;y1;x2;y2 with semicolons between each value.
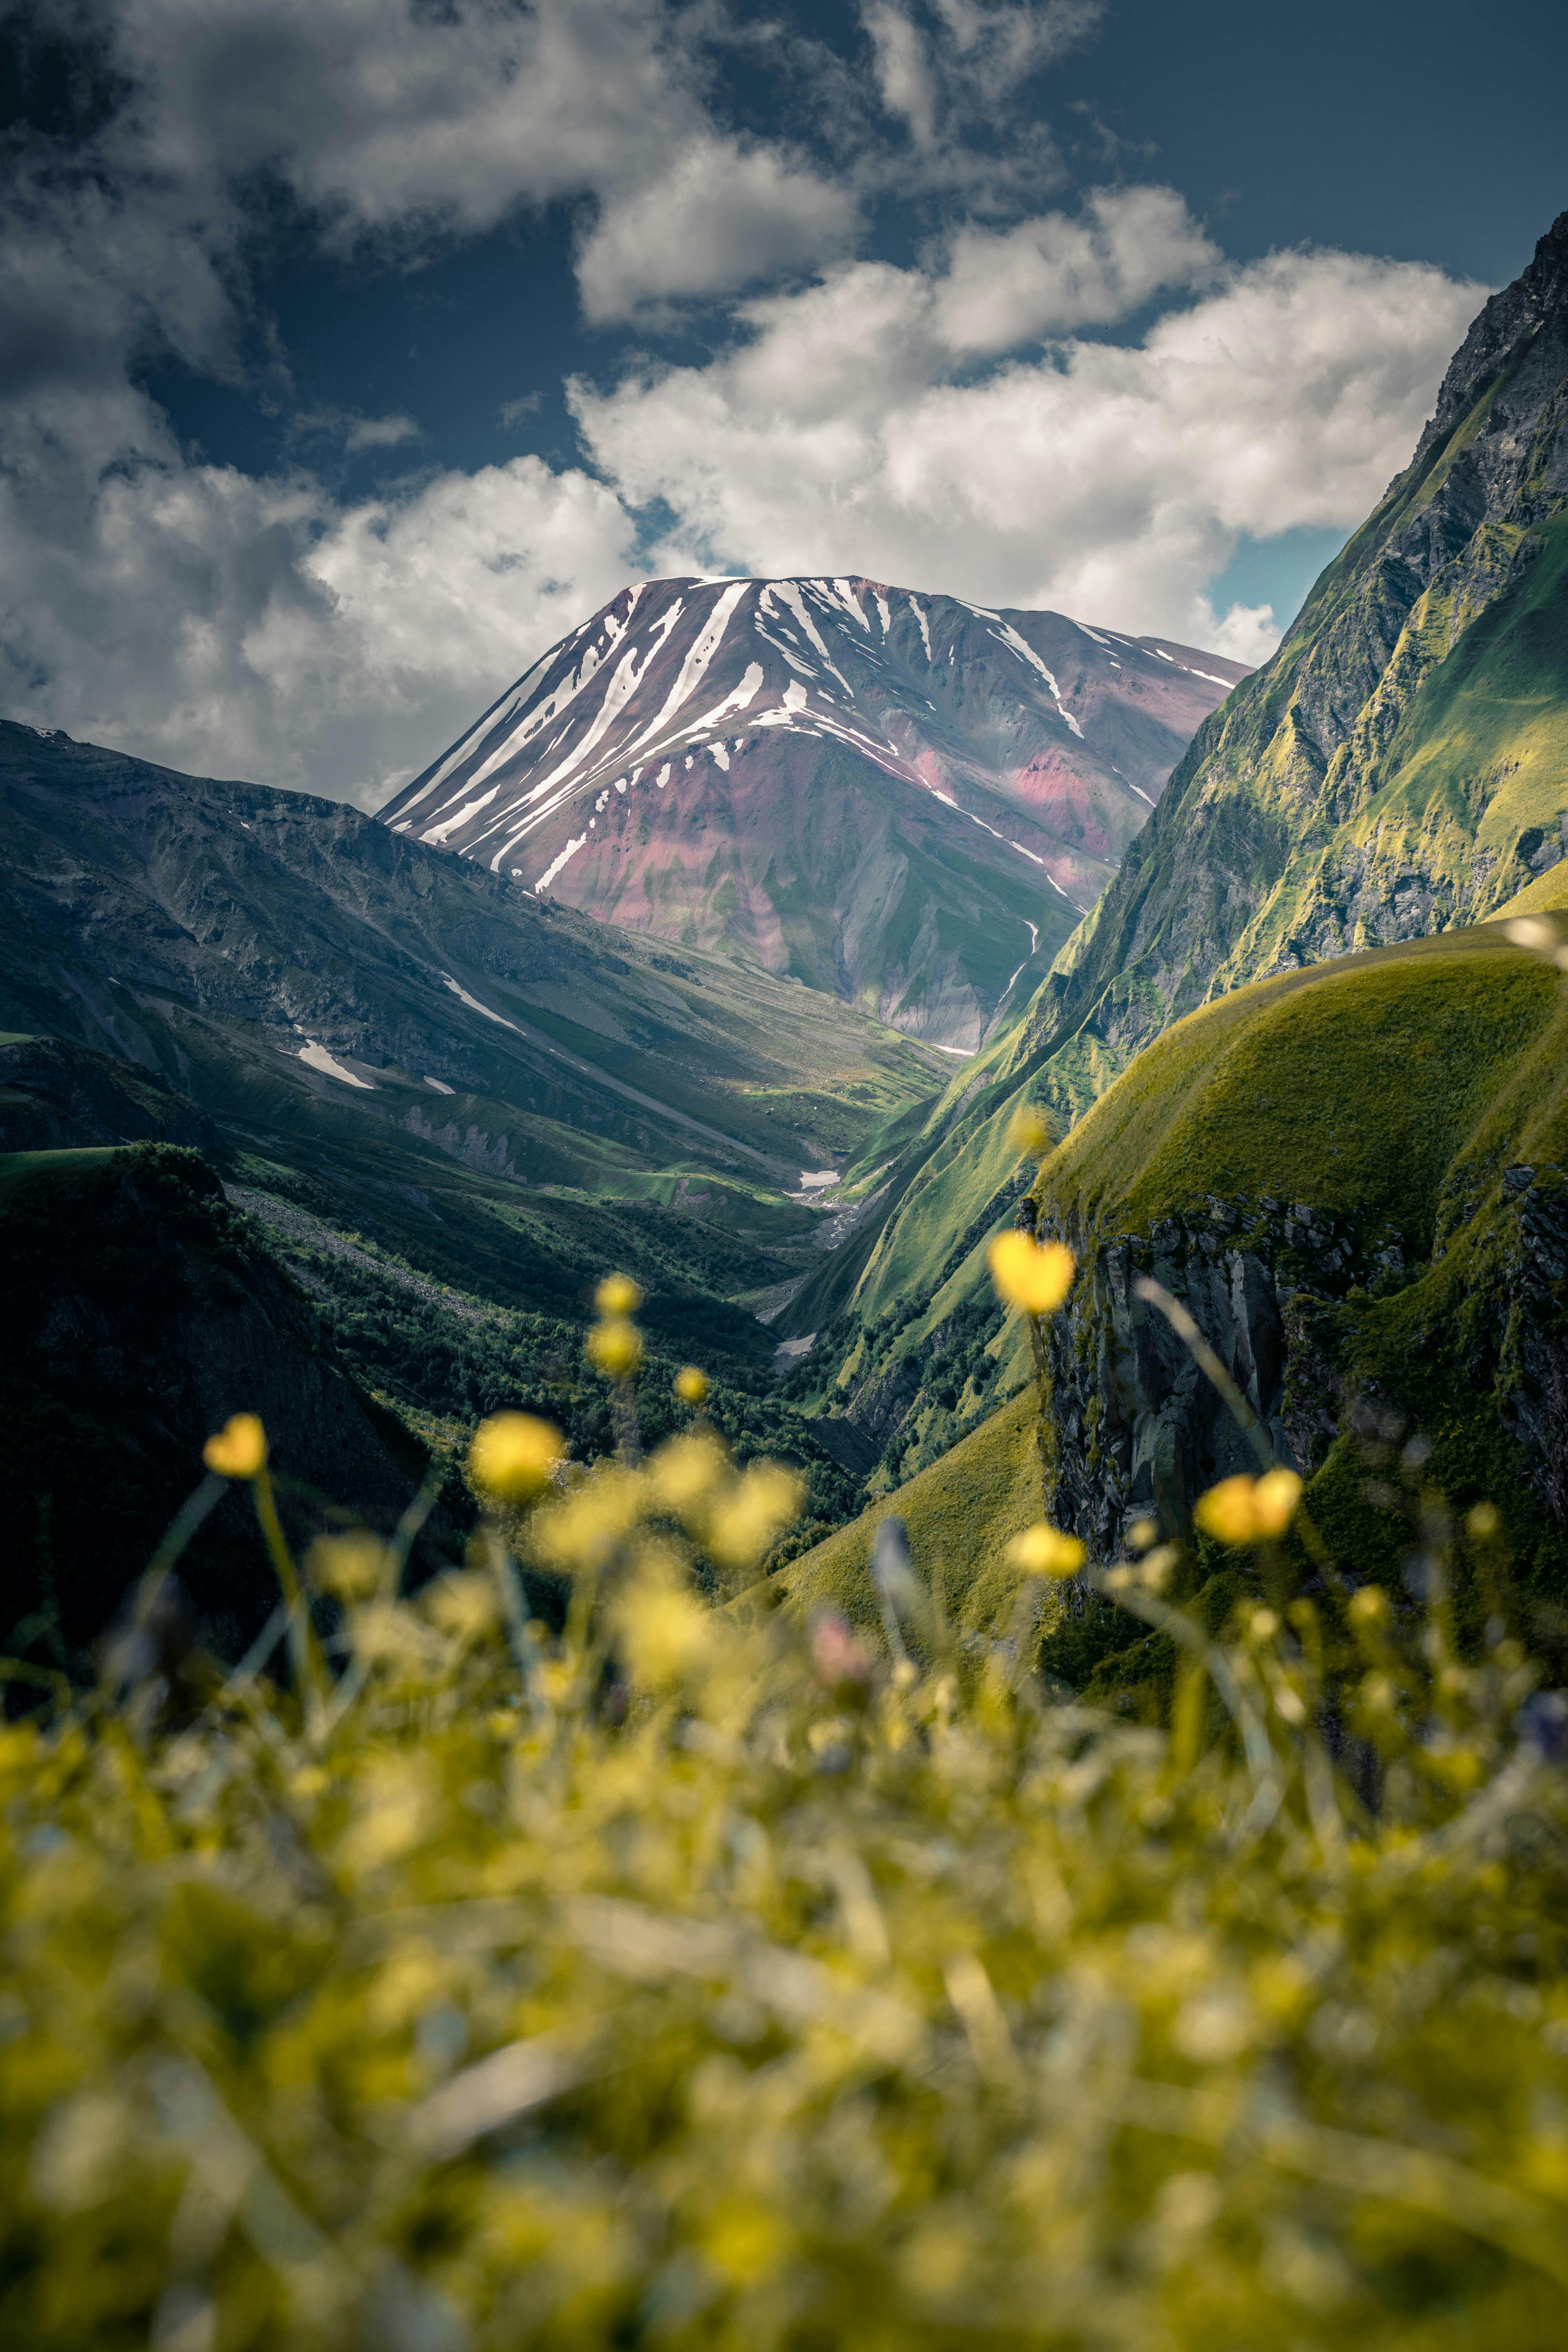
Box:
617;1574;713;1686
987;1231;1075;1315
673;1365;710;1406
423;1569;501;1644
1007;1103;1053;1159
1194;1467;1302;1545
1007;1521;1085;1579
648;1430;726;1516
587;1318;643;1379
595;1272;643;1317
306;1530;389;1602
1466;1502;1500;1540
203;1412;267;1480
705;1460;805;1573
468;1411;564;1506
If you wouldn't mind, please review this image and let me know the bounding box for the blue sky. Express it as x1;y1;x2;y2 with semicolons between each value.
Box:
2;0;1563;802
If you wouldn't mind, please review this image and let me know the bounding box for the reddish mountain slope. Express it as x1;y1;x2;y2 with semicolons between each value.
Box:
381;577;1246;1049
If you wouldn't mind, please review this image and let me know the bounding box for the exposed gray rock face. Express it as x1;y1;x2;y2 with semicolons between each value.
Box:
1493;1169;1568;1525
1035;1170;1568;1559
1036;1196;1401;1558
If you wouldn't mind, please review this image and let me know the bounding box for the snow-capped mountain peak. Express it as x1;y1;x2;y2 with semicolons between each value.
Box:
381;575;1245;1049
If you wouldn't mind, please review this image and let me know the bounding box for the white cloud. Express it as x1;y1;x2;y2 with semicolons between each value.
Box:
859;0;1103;191
934;185;1220;353
342;414;419;453
89;0;851;318
572;226;1483;653
575;135;857;323
0;425;639;807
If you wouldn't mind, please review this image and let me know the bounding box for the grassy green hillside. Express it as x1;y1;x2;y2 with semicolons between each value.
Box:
1029;915;1568;1588
779;1391;1043;1637
1036;926;1563;1252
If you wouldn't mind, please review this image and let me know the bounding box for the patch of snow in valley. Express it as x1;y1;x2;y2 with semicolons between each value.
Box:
298;1041;374;1089
773;1331;817;1368
1002;919;1041;996
908;595;933;661
441;973;526;1036
797;1170;840;1189
423;1076;456;1094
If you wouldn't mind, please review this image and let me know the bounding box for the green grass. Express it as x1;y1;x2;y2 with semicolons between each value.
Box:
0;1147;121;1200
781;1390;1044;1637
1040;926;1564;1254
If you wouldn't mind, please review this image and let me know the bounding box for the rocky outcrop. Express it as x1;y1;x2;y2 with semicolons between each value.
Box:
1034;1167;1568;1559
1492;1166;1568;1524
0;1033;218;1154
1036;1194;1395;1557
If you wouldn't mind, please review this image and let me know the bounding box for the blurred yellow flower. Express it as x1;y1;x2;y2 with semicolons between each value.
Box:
617;1575;713;1686
987;1231;1075;1315
1347;1584;1390;1628
203;1412;267;1480
706;1461;805;1573
587;1318;644;1379
533;1466;646;1576
1007;1521;1085;1579
1194;1467;1301;1545
1504;916;1557;953
468;1411;564;1506
306;1530;388;1602
1466;1501;1500;1540
423;1569;501;1644
1007;1103;1053;1159
648;1430;726;1515
595;1272;643;1317
673;1365;710;1406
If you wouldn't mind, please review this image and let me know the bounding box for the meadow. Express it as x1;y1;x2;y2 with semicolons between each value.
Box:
4;1279;1566;2351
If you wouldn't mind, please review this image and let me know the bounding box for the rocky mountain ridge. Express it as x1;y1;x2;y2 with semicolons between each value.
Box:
383;577;1245;1049
1011;208;1568;1119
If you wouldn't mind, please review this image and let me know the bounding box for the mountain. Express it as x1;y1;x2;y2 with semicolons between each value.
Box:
778;209;1568;1482
1012;207;1568;1123
1029;911;1568;1568
0;718;943;1258
0;722;958;1526
381;577;1246;1050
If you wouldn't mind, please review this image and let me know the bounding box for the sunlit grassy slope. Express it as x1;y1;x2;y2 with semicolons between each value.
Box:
787;913;1568;1622
780;1390;1042;1636
1037;922;1565;1251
